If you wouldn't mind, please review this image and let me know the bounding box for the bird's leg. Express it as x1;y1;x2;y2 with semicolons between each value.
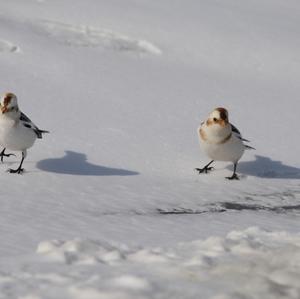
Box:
195;160;214;174
0;148;16;162
226;162;239;180
8;151;25;174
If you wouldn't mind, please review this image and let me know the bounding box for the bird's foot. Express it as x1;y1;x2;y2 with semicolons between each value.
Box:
0;152;16;163
226;173;239;180
195;166;214;174
7;168;24;174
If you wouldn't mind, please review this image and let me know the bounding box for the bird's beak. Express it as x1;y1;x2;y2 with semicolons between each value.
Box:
1;106;8;114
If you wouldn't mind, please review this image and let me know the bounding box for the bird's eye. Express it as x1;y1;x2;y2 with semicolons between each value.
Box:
213;118;218;122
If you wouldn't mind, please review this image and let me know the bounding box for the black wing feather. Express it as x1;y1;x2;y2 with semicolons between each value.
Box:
20;112;32;123
231;124;251;142
20;112;49;139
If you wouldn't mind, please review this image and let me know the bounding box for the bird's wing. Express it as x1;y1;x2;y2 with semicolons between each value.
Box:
231;123;254;149
231;124;251;143
245;144;255;150
20;112;49;139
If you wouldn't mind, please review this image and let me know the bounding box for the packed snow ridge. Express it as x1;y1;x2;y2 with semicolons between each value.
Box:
2;227;296;299
0;39;19;53
37;20;162;55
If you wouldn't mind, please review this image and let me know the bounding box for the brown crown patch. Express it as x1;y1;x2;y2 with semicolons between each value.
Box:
3;93;15;106
215;107;228;121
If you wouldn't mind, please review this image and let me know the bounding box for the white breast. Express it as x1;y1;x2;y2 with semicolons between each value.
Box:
0;118;37;151
200;135;245;162
198;123;245;163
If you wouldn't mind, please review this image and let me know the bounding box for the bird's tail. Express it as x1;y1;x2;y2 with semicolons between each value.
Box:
36;129;49;139
38;129;50;134
245;145;255;150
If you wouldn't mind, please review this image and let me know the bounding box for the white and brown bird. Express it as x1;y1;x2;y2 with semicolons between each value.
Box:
197;107;254;180
0;92;49;173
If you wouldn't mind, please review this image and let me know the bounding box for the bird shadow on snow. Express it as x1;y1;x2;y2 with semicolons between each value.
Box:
36;150;139;176
228;155;300;179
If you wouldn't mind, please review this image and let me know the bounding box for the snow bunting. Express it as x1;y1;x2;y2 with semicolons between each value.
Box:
0;93;49;173
196;107;254;180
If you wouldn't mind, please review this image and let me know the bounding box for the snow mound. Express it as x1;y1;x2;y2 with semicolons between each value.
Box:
36;20;162;55
37;239;129;265
32;227;300;298
0;39;19;53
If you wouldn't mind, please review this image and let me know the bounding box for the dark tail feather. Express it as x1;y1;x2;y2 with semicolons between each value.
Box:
36;129;50;139
242;138;250;142
38;129;50;134
245;145;255;150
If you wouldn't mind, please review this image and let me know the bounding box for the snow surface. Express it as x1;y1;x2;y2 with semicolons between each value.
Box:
0;0;300;298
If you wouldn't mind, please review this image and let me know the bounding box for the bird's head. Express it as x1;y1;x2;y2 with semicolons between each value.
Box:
206;107;229;128
0;93;19;115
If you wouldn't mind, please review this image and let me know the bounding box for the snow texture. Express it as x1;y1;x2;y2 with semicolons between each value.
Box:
1;228;300;299
0;0;299;298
